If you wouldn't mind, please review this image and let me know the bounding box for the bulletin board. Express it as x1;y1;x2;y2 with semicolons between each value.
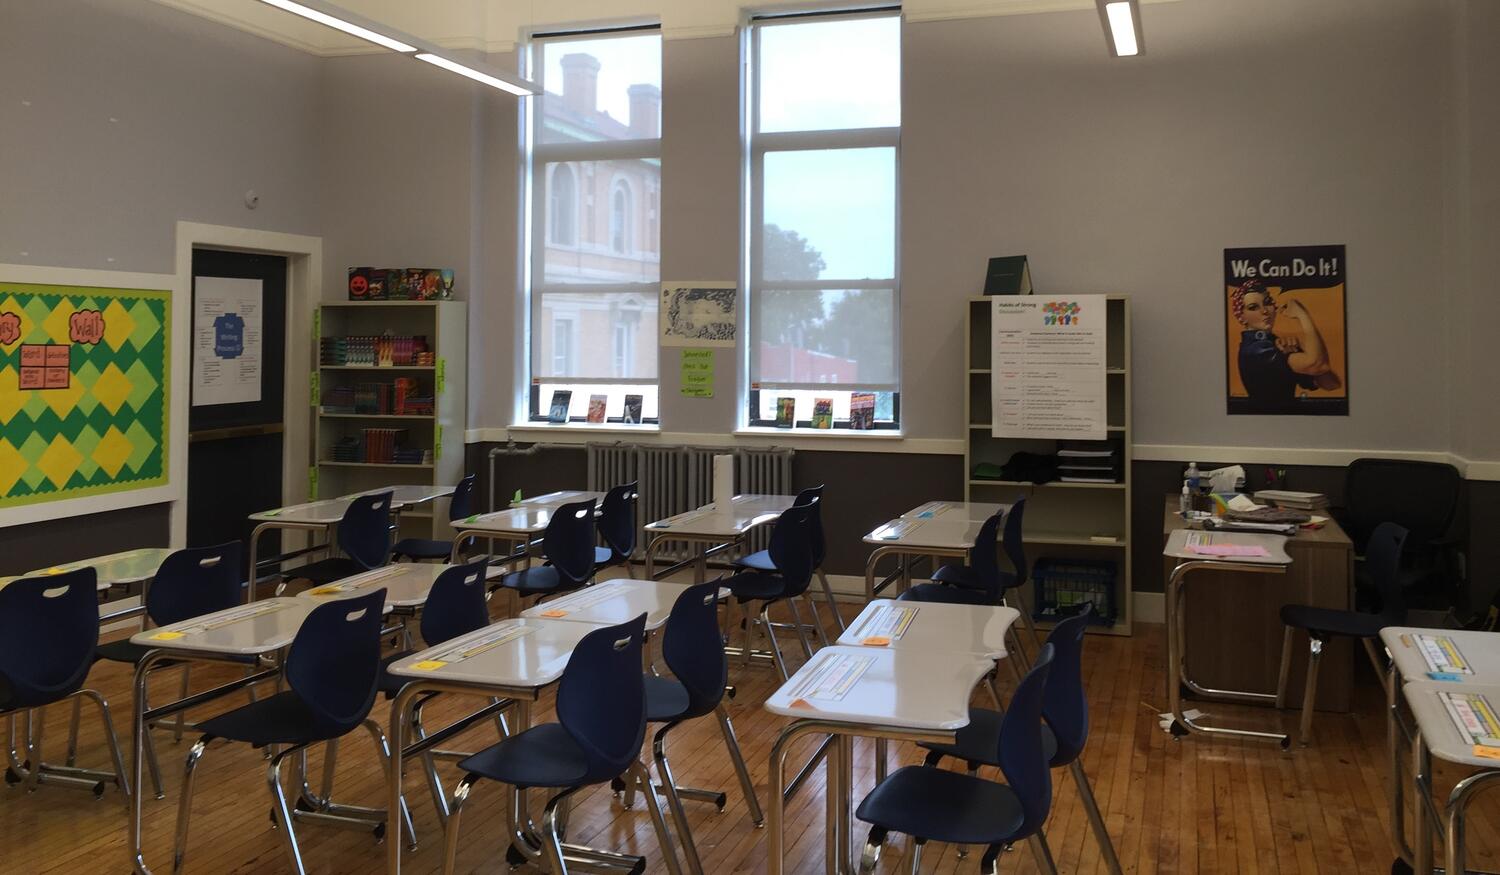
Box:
0;281;171;508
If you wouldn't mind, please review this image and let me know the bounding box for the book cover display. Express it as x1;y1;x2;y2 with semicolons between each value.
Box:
775;396;796;428
849;392;876;430
586;394;607;423
348;268;455;301
622;394;644;424
547;389;572;423
811;398;833;429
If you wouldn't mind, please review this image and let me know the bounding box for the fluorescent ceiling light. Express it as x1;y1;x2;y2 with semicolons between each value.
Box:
255;0;417;53
1098;0;1143;57
415;53;537;97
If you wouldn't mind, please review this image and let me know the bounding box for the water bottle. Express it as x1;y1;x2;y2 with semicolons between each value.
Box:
1180;481;1192;515
1186;462;1200;493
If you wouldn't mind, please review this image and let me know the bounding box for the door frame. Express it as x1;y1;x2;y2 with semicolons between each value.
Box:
173;222;321;548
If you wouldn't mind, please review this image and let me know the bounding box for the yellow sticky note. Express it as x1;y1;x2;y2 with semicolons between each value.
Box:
410;660;448;672
46;567;64;575
309;586;343;596
540;609;569;618
1475;745;1500;761
150;631;185;641
861;636;892;647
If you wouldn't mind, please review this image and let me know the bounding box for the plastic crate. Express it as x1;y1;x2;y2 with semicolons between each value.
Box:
1032;557;1117;626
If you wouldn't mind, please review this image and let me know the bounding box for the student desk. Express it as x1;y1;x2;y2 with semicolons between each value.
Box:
246;485;455;601
1162;528;1293;744
862;503;1011;601
296;562;453;611
127;598;316;875
384;617;681;875
511;490;606;509
519;577;691;631
765;645;995;875
1162;499;1355;712
1401;679;1500;875
1380;627;1500;873
448;505;567;567
642;494;796;583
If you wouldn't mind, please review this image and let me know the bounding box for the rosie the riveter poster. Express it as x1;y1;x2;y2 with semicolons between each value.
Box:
1224;245;1347;416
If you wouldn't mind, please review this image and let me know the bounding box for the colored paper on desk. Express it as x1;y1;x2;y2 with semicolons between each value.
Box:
789;698;816;710
861;636;892;646
1474;745;1500;761
409;660;447;671
149;631;185;641
1186;544;1270;557
1429;672;1462;682
309;585;345;596
1418;635;1473;675
1440;690;1500;746
540;609;568;618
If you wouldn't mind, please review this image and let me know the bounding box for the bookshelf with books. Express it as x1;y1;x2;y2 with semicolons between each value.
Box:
964;295;1133;636
313;300;467;541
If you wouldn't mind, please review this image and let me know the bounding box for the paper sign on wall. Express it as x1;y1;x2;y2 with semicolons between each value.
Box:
680;349;714;397
990;295;1108;440
192;276;262;407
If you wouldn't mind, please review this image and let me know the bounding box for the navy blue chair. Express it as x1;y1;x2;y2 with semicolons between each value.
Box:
593;481;639;572
900;499;1039;657
495;499;597;604
639;581;763;871
286;491;395;588
393;475;478;561
722;501;818;680
732;485;841;637
918;604;1121;873
174;589;411;874
1277;521;1409;746
855;643;1058;875
0;569;128;799
377;558;492;697
92;542;242;799
441;615;681;875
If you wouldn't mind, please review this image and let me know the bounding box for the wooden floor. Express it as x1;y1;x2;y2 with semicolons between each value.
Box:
4;582;1499;874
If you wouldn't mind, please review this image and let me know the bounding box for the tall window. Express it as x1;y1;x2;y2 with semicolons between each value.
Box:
745;10;901;429
529;27;662;424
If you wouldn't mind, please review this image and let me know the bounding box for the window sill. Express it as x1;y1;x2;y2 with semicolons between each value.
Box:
508;422;662;436
733;427;903;440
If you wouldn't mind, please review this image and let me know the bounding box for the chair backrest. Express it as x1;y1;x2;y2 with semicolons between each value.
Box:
556;614;648;785
967;512;1005;599
766;501;817;598
1001;497;1029;587
419;558;492;646
447;474;478;522
598;481;639;560
285;588;386;737
1364;521;1410;623
543;499;598;585
996;641;1055;841
661;581;728;718
1041;602;1094;766
0;569;100;710
338;491;395;569
146;542;242;628
1344;459;1460;551
766;487;824;566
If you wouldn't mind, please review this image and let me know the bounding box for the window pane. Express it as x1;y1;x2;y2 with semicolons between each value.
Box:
757;16;900;134
752;288;895;385
540;33;661;144
537;291;659;380
762;149;894;281
541;159;661;284
537;383;659;422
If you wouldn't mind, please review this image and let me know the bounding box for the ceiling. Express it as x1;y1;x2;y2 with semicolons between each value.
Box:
148;0;1181;56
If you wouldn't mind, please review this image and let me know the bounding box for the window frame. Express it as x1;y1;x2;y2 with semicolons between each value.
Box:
741;7;903;431
524;24;663;425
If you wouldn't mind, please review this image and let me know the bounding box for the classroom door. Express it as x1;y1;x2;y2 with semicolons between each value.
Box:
187;249;287;577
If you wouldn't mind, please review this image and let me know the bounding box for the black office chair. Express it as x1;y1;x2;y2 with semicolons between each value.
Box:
1276;522;1408;746
1336;458;1460;609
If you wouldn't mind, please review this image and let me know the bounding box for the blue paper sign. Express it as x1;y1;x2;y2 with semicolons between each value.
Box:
213;312;245;359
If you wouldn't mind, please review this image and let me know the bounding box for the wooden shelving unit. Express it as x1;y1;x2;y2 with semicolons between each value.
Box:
312;300;467;542
964;295;1133;636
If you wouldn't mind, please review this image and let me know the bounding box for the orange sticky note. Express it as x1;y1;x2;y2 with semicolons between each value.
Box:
790;698;816;710
861;636;892;647
540;609;568;618
1474;745;1500;761
309;586;343;596
410;660;447;671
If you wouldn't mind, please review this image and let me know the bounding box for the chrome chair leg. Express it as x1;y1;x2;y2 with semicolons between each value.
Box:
908;838;924;874
653;723;703;873
1275;626;1295;709
761;604;790;681
65;695;83;766
81;688;131;801
803;593;830;647
858;826;887;874
716;704;763;826
632;760;685;875
173;738;209;874
817;570;846;632
1070;759;1123;874
22;707;44;792
740;602;755;668
143;712;166;800
540;787;581;875
412;703;450;827
441;777;474;875
268;744;312;875
174;664;192;743
1300;637;1324;746
363;719;417;850
1030;829;1060;875
786;598;816;661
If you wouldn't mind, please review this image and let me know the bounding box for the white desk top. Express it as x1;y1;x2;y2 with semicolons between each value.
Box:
456;506;562;536
130;597;315;656
1162;528;1292;565
764;645;994;731
863;517;983;551
250;485;449;524
900;501;1007;522
512;490;606;510
836;599;1020;661
1381;627;1500;684
520;578;692;632
23;547;172;590
297;563;454;609
386;617;605;688
1404;680;1500;768
645;494;795;539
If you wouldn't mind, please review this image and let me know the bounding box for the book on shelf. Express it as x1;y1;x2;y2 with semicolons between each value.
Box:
775;397;796;428
586;394;607;423
811;398;833;429
983;254;1033;295
547;390;572;423
622;394;643;425
849;392;876;430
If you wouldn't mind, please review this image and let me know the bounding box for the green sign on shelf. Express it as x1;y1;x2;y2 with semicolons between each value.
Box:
308;465;318;500
436;358;446;394
310;370;319;400
435;423;443;460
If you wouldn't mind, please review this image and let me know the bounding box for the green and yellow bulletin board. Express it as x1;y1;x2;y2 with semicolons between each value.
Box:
0;281;171;508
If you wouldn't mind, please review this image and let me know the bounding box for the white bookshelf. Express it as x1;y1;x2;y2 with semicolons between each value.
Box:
312;300;467;541
964;295;1133;636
